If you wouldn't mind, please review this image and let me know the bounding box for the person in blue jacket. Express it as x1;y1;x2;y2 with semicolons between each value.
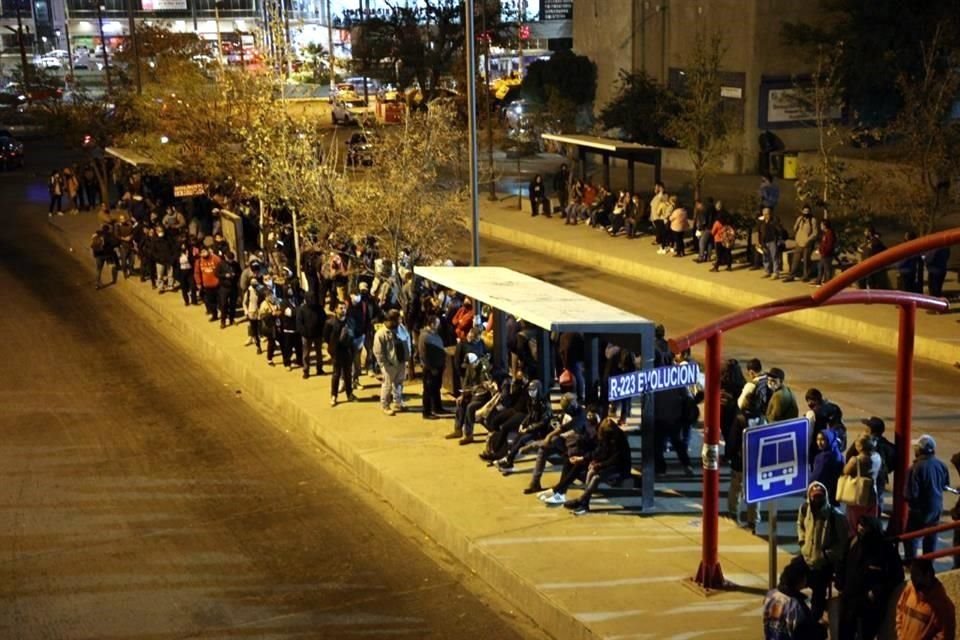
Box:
905;434;951;561
810;428;844;501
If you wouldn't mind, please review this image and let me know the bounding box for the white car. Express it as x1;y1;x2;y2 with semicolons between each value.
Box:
34;56;62;69
47;49;70;60
331;97;372;126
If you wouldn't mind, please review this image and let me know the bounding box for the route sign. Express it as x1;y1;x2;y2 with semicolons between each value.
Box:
744;417;809;504
607;362;700;401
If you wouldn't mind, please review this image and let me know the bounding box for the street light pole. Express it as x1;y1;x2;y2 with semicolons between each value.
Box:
61;0;75;78
14;0;30;92
214;0;223;64
126;0;142;94
96;2;112;94
464;0;481;266
326;0;335;92
481;0;495;200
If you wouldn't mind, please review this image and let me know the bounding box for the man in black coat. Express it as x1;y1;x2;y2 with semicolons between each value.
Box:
417;314;447;419
324;302;356;406
297;299;327;379
215;251;241;328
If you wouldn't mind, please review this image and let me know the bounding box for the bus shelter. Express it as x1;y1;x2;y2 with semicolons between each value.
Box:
414;265;659;509
540;133;662;194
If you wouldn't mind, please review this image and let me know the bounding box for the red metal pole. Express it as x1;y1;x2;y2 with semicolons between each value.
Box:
695;331;725;588
892;302;916;536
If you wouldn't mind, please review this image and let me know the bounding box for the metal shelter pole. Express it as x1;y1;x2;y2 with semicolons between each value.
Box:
892;302;916;535
640;327;656;509
695;331;724;588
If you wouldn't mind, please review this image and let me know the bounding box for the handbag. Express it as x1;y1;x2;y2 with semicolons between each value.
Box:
558;368;574;390
836;458;874;507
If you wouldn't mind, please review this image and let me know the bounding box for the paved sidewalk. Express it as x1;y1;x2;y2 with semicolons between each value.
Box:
50;213;795;640
477;197;960;368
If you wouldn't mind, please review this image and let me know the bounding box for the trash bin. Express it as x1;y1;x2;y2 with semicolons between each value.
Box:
783;152;798;180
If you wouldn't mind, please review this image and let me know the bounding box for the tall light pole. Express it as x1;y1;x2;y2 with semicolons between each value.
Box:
214;0;223;63
126;0;141;94
326;0;334;91
464;0;480;266
61;0;75;77
96;2;111;94
481;0;495;200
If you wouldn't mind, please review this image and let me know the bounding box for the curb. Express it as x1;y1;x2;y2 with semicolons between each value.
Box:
48;219;593;640
479;219;960;368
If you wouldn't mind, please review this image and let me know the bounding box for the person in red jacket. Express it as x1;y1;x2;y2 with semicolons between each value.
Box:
194;248;222;321
816;218;837;286
451;297;476;342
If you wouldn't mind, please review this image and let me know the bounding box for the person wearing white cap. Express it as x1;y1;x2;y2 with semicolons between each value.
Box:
905;434;951;562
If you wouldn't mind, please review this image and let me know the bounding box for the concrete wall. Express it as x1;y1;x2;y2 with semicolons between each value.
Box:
572;0;635;110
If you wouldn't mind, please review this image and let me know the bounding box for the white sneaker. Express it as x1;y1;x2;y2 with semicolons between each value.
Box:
543;492;567;505
656;248;665;255
537;489;554;502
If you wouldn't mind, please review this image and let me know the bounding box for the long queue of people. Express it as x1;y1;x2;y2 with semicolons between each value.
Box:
528;168;953;298
85;195;958;640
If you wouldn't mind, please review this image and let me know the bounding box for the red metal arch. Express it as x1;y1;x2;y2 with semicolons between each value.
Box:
669;228;959;590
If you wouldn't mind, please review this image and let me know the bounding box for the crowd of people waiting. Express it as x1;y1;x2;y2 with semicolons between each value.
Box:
83;169;958;640
528;167;953;298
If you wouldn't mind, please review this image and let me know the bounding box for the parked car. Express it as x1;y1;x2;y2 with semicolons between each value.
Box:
332;82;360;101
0;130;24;170
332;97;372;126
33;55;62;69
345;131;373;166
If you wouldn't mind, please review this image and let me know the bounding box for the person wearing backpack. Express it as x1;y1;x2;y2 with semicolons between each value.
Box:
90;224;118;289
373;309;407;416
797;481;849;622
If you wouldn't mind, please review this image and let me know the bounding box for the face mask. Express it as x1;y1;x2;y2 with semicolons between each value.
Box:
767;379;781;390
351;294;361;304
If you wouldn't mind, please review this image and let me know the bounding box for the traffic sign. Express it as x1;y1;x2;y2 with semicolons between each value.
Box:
607;362;700;401
743;417;809;504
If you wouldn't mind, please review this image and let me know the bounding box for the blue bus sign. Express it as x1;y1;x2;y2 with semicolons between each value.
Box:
744;417;809;504
607;362;700;402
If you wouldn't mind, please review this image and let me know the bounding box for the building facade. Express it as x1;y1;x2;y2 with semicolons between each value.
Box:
573;0;825;172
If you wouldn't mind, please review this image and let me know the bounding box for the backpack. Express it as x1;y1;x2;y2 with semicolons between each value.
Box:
90;233;105;252
394;334;408;363
721;225;737;248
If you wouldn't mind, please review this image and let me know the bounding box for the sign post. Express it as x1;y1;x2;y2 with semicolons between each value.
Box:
743;416;809;589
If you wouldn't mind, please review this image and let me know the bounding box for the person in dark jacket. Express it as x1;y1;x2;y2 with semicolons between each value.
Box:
529;174;545;217
277;285;302;370
810;428;845;501
554;164;570;210
495;380;553;470
297;299;326;379
904;434;950;561
152;225;177;292
560;418;632;514
138;225;157;286
558;332;586;403
324;301;356;406
215;251;240;328
898;231;924;293
417;314;446;419
836;516;904;640
90;224;118;289
923;246;951;298
805;388;845;462
816;218;837;285
654;386;693;475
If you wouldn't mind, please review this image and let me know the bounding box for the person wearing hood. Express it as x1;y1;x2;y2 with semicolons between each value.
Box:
905;434;950;561
810;428;845;502
897;558;956;640
762;556;825;640
239;256;262;296
797;481;848;622
836;516;904;640
243;276;265;354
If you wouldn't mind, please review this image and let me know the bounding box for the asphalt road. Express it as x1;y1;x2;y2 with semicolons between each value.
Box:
466;236;960;481
0;151;538;638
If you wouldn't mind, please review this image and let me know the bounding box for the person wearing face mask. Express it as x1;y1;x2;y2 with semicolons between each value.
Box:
765;367;798;425
278;286;303;371
784;205;820;283
175;240;198;306
323;302;357;406
193;247;222;321
897;558;956;640
152;225;177;292
215;250;241;329
804;388;845;463
797;481;848;623
258;293;283;366
349;282;380;385
417;314;447;419
496;381;556;472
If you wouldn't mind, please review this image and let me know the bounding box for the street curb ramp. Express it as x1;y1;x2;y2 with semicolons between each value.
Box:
49;220;592;640
478;220;960;368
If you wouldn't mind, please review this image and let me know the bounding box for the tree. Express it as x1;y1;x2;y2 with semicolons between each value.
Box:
664;31;740;202
521;49;596;108
888;23;960;234
598;70;677;144
332;103;465;270
781;0;960;124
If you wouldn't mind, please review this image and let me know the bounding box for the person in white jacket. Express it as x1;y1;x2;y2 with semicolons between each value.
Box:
243;278;264;354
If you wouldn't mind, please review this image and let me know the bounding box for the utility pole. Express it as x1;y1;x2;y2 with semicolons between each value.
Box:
126;0;141;94
214;0;223;64
96;2;112;95
62;0;75;78
516;0;525;78
13;0;30;93
326;0;335;91
358;0;367;103
464;0;481;266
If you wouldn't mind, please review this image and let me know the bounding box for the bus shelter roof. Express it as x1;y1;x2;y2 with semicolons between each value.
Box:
413;266;655;334
105;146;158;167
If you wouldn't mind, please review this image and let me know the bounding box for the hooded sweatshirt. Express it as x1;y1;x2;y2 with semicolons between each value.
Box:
897;578;956;640
797;481;848;569
810;428;845;500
